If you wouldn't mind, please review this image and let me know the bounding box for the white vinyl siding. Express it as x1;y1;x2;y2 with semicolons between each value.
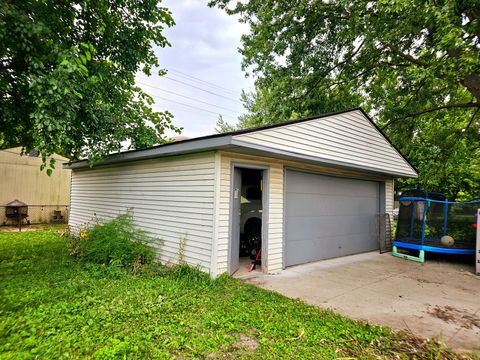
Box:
233;110;417;177
385;179;395;237
69;152;216;272
216;152;284;275
385;179;394;218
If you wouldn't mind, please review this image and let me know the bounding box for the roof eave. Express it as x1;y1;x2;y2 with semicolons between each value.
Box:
64;135;233;170
64;133;418;178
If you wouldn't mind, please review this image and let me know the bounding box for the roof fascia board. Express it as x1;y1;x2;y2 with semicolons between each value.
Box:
65;135;233;169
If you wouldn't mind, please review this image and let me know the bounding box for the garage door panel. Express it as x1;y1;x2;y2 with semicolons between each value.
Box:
341;232;377;254
286;232;377;266
286;239;340;266
286;194;377;216
285;170;380;267
286;215;374;240
286;171;378;197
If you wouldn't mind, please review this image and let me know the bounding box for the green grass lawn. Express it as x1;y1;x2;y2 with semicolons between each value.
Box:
0;229;470;359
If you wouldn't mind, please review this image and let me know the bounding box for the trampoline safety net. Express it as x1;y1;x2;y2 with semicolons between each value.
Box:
393;190;479;262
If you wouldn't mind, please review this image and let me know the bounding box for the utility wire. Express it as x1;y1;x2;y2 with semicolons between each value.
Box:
163;76;243;104
168;68;239;95
137;81;243;115
148;93;237;120
153;104;227;123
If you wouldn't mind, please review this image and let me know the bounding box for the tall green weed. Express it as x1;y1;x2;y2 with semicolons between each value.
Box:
69;212;155;270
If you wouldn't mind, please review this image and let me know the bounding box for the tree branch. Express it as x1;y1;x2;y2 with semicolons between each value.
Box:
466;107;480;129
327;66;375;89
384;44;430;68
462;74;480;103
377;61;410;68
397;77;428;114
381;102;480;130
294;39;366;100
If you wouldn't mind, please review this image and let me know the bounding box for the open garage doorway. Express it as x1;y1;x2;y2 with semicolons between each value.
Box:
229;166;268;276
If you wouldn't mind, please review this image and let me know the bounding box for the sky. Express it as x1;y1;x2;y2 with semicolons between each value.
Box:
136;0;254;139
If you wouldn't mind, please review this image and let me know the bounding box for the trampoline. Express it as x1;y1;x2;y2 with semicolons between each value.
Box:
393;189;479;263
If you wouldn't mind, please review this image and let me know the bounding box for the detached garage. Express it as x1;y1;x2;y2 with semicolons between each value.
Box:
66;108;417;276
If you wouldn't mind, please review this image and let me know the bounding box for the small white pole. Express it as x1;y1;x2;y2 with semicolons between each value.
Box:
476;209;480;275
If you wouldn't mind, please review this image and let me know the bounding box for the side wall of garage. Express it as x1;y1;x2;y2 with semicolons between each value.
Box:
215;151;394;275
69;152;216;272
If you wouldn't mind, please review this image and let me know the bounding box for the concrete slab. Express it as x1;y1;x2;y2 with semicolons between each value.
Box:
233;257;262;279
247;252;480;354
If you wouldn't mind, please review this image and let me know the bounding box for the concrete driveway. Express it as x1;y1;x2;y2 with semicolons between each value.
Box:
246;252;480;353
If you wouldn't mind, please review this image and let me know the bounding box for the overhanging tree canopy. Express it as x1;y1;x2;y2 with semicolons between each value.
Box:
0;0;179;173
211;0;480;199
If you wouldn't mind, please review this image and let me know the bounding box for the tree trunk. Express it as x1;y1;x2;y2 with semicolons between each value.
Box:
462;73;480;103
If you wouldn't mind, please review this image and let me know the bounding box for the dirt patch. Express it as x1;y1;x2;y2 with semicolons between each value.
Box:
206;333;259;359
234;333;259;351
427;305;480;330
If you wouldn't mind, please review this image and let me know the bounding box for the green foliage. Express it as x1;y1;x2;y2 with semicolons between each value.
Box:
210;0;480;199
70;213;155;270
390;111;480;199
215;114;237;133
0;230;465;359
0;1;181;170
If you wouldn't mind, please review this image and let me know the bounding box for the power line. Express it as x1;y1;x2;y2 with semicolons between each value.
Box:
148;93;237;120
153;104;228;123
137;81;243;115
169;68;238;94
168;68;239;95
151;101;236;124
163;76;243;104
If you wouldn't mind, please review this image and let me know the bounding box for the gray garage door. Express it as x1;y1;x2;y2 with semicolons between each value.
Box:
285;170;380;267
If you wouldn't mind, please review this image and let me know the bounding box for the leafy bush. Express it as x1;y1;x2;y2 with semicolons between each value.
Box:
70;213;155;270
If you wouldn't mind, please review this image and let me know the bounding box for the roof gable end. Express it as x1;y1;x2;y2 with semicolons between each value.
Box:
232;109;417;177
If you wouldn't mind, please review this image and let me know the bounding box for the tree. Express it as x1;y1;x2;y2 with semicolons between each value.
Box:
215;114;236;133
211;0;480;199
389;110;480;200
1;0;180;173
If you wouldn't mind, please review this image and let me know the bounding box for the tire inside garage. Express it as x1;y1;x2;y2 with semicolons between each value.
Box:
285;169;381;267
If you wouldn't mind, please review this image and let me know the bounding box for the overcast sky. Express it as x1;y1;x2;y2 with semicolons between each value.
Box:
136;0;254;138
